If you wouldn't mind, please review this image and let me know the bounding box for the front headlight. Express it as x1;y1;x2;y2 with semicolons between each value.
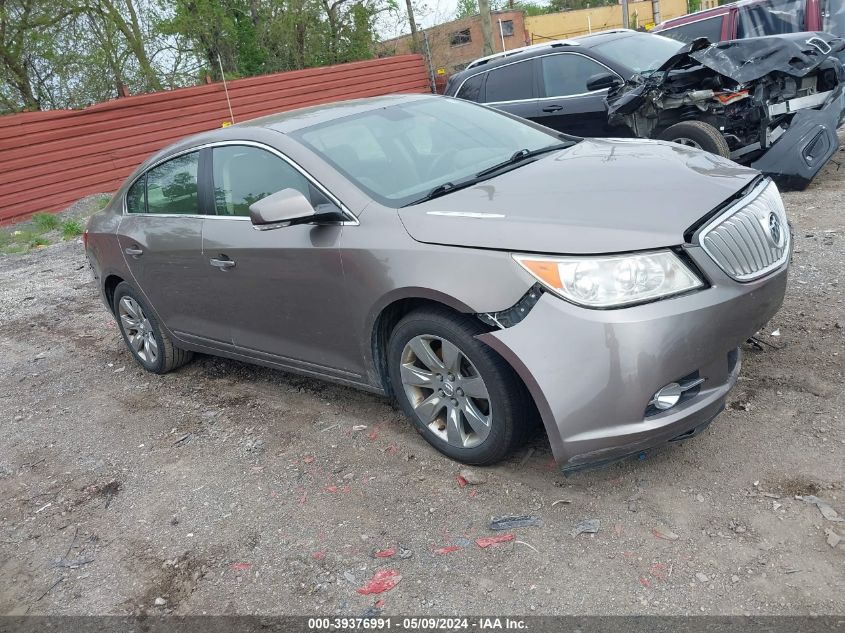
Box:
513;250;704;308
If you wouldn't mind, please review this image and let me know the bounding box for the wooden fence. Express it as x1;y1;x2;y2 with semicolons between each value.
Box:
0;54;430;224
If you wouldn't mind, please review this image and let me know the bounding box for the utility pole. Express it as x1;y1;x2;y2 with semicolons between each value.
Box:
478;0;495;55
621;0;630;29
651;0;661;24
406;0;421;53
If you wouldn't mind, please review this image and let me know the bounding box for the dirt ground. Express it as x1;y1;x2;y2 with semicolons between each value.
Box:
1;152;844;617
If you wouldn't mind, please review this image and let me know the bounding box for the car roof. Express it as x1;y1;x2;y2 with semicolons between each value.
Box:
448;29;643;85
654;0;763;28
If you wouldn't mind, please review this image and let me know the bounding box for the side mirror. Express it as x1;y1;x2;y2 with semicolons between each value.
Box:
586;72;623;92
249;188;316;230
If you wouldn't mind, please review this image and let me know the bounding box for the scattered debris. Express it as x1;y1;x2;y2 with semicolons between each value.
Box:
551;499;572;507
771;328;781;337
571;519;600;537
154;597;167;607
648;563;669;581
397;546;414;560
356;569;402;595
230;562;252;572
515;540;540;554
825;528;842;548
695;572;709;583
434;546;462;555
799;495;845;522
172;433;193;447
489;515;542;531
371;548;396;559
475;534;515;548
351;425;368;432
458;468;486;485
651;526;679;541
34;502;52;514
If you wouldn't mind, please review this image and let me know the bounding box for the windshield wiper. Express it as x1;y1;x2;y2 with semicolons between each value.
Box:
405;141;578;206
474;141;576;179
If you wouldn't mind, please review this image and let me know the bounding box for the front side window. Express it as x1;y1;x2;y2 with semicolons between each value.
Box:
484;60;533;102
212;146;311;216
659;16;724;44
540;54;613;97
293;98;560;207
736;0;805;37
145;152;200;215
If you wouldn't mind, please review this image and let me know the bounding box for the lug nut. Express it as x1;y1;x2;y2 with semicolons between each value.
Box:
448;374;455;381
438;390;445;397
456;388;464;397
451;398;458;406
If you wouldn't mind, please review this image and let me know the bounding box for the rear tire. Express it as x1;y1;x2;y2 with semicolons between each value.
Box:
387;307;530;465
113;282;193;374
657;121;731;158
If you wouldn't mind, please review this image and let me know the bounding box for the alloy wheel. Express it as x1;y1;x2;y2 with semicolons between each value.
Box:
672;137;702;149
118;296;159;364
400;334;492;448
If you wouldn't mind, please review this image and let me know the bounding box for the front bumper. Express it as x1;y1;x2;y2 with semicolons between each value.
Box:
478;245;788;469
751;85;845;190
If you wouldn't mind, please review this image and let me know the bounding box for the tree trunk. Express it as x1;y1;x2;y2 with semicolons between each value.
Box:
405;0;421;53
478;0;494;55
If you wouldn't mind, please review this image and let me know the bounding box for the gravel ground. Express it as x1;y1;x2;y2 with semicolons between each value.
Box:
1;155;844;617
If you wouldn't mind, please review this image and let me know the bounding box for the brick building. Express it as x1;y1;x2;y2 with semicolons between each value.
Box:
379;10;530;76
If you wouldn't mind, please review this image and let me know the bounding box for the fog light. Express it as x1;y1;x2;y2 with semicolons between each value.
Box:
651;382;683;410
649;377;706;412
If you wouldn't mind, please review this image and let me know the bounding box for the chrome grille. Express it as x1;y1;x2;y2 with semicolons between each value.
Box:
699;180;790;281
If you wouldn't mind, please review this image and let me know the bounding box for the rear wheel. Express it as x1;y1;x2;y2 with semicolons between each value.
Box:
113;282;193;374
657;121;731;158
387;308;530;465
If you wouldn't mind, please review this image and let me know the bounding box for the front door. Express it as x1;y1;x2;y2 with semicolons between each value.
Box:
116;150;207;337
533;53;623;137
199;144;360;377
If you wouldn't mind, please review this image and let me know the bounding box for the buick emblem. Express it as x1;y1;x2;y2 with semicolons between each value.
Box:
767;212;783;247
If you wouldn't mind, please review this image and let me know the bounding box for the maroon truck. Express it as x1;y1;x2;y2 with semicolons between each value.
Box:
652;0;844;42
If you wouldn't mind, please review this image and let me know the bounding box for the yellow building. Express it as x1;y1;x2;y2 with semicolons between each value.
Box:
525;0;689;43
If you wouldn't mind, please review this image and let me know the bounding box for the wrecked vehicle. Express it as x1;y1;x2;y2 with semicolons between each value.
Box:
445;29;845;188
608;32;845;188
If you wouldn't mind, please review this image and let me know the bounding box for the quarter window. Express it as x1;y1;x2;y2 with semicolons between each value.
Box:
212;146;312;216
456;73;485;101
145;152;200;215
126;176;147;213
540;54;612;98
484;61;533;103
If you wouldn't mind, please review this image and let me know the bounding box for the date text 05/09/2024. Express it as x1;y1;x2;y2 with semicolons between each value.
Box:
307;617;528;630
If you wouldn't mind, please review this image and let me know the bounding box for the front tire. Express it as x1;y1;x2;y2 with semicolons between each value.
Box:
387;308;530;465
113;282;193;374
657;121;731;158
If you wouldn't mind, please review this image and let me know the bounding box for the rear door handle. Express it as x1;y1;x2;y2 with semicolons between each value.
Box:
210;257;236;270
124;246;143;257
542;105;564;113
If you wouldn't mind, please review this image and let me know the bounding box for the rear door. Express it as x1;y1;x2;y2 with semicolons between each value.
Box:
534;52;623;137
198;143;359;376
116;150;207;336
480;59;540;121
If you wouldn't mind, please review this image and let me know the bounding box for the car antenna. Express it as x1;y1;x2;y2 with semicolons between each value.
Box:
217;53;236;125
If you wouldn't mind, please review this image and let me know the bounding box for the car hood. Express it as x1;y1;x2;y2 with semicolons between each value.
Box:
398;138;758;254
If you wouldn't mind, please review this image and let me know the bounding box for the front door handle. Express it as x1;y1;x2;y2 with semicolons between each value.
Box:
210;257;236;270
542;104;563;113
124;246;143;257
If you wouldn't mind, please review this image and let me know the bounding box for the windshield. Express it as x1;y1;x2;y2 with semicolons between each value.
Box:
591;32;683;75
293;98;563;207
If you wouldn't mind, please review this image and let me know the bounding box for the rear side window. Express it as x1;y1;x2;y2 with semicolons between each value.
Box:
660;16;724;44
145;152;200;215
540;54;613;97
212;146;312;216
126;176;146;213
483;61;534;103
456;73;484;101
